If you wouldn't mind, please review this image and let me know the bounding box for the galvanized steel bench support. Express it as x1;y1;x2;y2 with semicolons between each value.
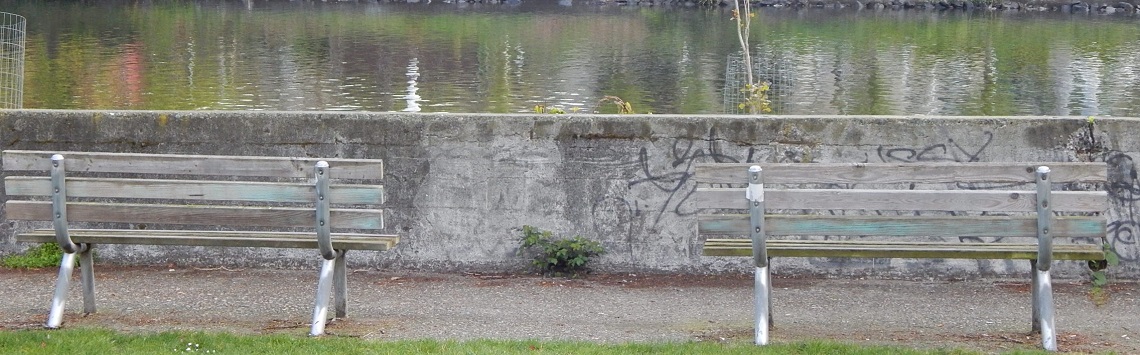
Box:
747;166;770;346
5;151;396;336
698;163;1108;352
311;160;340;336
44;155;97;328
1032;167;1057;349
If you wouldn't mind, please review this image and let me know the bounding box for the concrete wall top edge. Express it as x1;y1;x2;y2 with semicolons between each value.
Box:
8;109;1139;121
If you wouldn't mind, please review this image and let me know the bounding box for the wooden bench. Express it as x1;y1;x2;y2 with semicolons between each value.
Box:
696;162;1108;351
2;150;398;336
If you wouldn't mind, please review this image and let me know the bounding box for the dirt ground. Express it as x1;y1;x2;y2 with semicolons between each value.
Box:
1;267;1136;354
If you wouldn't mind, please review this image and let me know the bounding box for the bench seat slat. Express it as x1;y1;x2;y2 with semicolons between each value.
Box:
2;150;384;179
696;188;1106;213
16;230;397;251
5;177;384;204
702;239;1105;260
4;201;383;229
695;163;1107;184
698;214;1107;238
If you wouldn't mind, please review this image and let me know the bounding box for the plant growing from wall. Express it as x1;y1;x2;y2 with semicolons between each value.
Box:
596;96;634;114
517;225;604;277
1;243;65;269
533;105;566;114
532;96;639;115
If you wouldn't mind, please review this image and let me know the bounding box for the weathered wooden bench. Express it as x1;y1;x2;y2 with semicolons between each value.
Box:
696;162;1108;351
2;150;398;336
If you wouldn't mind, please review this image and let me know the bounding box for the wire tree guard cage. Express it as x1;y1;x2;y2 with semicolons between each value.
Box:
723;48;792;115
1;12;25;109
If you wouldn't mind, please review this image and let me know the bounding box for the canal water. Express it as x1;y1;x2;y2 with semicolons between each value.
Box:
3;0;1139;115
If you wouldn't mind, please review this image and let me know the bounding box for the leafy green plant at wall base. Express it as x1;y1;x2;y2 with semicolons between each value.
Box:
517;225;605;277
1091;243;1120;288
1088;243;1120;306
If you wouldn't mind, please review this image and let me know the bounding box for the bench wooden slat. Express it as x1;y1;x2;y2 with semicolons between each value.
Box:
2;150;384;179
695;163;1107;184
4;201;384;229
16;229;398;250
702;239;1105;260
695;188;1107;213
5;177;384;204
698;214;1107;238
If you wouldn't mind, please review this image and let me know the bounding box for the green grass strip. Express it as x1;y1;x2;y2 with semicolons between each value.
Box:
0;328;1059;355
0;243;63;269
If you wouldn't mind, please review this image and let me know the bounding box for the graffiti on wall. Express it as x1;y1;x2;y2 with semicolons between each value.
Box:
1103;152;1139;262
596;128;1136;271
590;132;759;260
874;135;1137;265
876;131;993;163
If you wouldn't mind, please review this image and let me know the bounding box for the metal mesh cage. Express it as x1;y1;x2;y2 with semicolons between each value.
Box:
0;12;25;109
723;49;792;115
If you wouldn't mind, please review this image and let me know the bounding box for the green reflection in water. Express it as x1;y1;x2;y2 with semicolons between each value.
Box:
5;1;1140;115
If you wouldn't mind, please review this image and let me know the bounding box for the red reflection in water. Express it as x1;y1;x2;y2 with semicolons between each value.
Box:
119;43;143;107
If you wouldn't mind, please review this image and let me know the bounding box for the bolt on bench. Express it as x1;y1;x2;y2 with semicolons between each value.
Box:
696;162;1108;351
2;150;398;336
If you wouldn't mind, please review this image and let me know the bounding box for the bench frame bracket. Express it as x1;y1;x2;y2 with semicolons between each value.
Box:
748;166;770;345
1033;166;1058;351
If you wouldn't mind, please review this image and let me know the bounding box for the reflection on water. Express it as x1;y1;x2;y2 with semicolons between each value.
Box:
404;57;422;112
4;0;1140;116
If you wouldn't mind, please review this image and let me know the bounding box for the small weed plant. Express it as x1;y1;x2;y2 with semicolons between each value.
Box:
596;95;634;114
1088;243;1120;306
533;104;567;114
1;242;64;269
533;95;645;114
517;225;604;277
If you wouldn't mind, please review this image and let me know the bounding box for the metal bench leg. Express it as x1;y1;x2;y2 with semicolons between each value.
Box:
755;265;770;345
1034;267;1057;351
747;165;770;345
333;250;347;318
767;257;774;328
79;245;96;314
309;258;336;336
45;251;78;329
1030;259;1040;333
1031;167;1057;351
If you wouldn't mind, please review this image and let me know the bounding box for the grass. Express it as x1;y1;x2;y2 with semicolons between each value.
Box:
0;328;1058;355
0;243;64;269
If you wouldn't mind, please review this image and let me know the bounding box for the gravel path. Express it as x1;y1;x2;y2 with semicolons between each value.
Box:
1;267;1136;353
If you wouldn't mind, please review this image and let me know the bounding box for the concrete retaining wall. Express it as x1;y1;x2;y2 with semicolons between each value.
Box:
1;110;1137;279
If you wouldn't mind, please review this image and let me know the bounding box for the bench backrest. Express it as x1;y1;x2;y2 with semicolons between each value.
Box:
2;150;385;230
695;162;1108;240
